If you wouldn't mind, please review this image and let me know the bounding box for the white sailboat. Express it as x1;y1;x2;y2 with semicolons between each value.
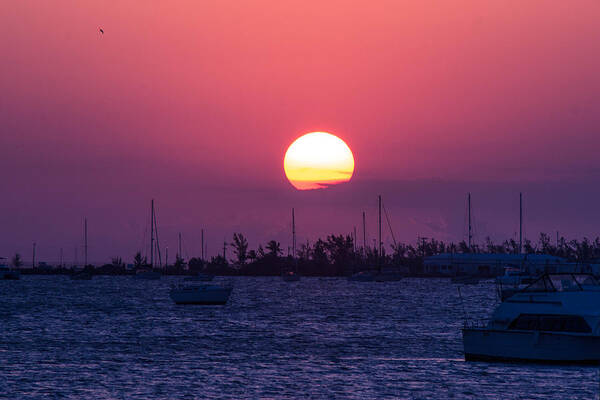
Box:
349;195;402;282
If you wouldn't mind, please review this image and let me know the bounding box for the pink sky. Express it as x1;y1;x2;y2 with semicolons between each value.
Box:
2;1;600;263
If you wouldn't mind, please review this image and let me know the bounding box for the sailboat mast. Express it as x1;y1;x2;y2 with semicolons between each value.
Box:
178;232;182;260
468;193;472;250
153;203;162;267
519;192;523;254
150;199;154;267
84;218;88;266
378;195;382;269
201;229;204;262
362;211;366;254
292;208;296;259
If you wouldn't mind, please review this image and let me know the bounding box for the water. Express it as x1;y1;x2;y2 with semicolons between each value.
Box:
0;277;598;399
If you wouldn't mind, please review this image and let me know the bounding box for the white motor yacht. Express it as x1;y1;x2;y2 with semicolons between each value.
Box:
463;273;600;364
495;267;535;286
170;283;232;305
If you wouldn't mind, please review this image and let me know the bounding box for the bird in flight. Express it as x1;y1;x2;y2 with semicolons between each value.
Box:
99;28;104;35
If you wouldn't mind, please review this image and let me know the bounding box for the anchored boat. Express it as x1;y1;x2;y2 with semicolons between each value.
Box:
0;258;20;280
463;273;600;364
170;284;232;305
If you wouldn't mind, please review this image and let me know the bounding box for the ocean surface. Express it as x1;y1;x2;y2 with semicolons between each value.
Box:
0;276;599;399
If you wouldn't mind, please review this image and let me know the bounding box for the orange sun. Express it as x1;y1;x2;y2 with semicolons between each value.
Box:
284;132;355;190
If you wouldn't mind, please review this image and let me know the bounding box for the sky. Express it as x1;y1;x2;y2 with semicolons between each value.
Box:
1;1;600;264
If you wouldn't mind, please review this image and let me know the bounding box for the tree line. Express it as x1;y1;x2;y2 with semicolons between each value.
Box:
10;232;600;276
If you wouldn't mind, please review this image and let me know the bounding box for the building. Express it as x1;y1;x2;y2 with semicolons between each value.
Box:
423;253;570;277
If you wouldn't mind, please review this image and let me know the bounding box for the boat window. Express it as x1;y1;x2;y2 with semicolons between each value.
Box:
509;314;591;333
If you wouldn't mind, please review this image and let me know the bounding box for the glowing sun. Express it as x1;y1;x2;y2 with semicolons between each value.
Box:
284;132;355;190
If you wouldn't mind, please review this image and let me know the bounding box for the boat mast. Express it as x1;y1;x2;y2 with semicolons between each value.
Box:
519;192;522;254
84;218;88;266
468;193;472;250
32;242;36;268
153;202;162;267
178;232;182;260
201;229;204;262
150;199;154;267
362;211;366;256
378;195;382;271
292;208;296;258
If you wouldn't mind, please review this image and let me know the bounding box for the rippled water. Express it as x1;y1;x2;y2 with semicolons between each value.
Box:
0;276;599;399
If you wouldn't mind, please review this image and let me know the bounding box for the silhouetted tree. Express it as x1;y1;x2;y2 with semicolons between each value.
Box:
133;252;146;269
265;240;282;258
231;233;248;266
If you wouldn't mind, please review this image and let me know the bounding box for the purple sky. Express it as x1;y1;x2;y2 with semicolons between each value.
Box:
2;1;600;264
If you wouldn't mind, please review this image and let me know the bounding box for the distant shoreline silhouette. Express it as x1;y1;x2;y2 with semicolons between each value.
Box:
11;232;600;277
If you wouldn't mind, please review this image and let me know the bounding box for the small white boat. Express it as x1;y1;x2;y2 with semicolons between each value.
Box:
463;273;600;364
70;270;93;280
170;284;232;305
0;263;20;280
134;269;161;280
375;269;403;282
495;267;535;286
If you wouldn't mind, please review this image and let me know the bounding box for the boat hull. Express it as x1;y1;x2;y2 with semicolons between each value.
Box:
348;272;377;282
134;271;161;280
170;286;232;305
463;328;600;364
0;271;20;280
375;273;402;282
70;272;92;280
183;273;214;282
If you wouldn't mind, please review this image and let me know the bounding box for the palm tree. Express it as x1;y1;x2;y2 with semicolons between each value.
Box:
133;252;146;269
231;233;248;266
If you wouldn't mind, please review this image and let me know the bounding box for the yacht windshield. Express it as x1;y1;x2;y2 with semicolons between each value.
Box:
523;274;600;292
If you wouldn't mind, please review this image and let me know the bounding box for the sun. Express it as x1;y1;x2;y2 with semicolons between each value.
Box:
284;132;355;190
